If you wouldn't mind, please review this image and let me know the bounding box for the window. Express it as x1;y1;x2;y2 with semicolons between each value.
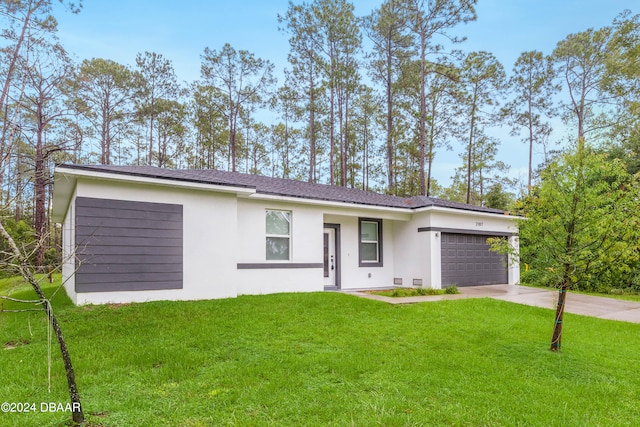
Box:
359;218;382;267
266;210;291;260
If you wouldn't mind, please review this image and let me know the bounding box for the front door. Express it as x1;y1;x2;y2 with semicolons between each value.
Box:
323;227;337;288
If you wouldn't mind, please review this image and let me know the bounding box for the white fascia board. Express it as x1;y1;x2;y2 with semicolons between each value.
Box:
55;166;257;196
413;205;523;220
246;192;413;220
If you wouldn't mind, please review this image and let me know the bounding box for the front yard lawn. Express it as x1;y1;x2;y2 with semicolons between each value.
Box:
1;277;640;426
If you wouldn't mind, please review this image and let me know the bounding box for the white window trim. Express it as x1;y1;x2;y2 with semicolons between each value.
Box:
266;209;292;261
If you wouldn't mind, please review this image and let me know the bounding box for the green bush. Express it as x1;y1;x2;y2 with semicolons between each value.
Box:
390;288;426;297
445;285;459;294
520;268;556;287
44;247;60;271
522;265;640;294
630;273;640;292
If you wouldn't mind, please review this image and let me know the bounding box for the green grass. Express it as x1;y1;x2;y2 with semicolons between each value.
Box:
2;277;640;426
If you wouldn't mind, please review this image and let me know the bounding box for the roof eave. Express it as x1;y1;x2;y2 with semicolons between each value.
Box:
51;165;257;223
246;192;413;219
52;165;521;220
412;204;520;219
56;164;257;193
51;171;77;222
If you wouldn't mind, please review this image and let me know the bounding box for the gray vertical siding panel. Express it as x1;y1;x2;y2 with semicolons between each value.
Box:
75;197;183;293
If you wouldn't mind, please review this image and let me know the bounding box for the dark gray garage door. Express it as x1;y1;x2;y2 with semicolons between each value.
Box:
441;233;508;287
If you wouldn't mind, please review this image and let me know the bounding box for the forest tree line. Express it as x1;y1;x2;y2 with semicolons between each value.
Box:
1;0;640;271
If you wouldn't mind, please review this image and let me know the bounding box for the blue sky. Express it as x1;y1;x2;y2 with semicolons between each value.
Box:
53;0;637;187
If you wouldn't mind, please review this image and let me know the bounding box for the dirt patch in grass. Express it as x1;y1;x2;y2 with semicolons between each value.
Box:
83;303;128;312
367;287;459;297
3;339;29;350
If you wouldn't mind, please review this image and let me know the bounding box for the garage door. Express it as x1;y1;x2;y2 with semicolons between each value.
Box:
441;233;508;287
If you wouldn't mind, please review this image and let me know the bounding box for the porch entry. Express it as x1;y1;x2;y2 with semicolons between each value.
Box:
323;224;340;289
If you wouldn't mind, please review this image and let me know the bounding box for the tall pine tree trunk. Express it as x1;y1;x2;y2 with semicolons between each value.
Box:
466;92;478;205
148;95;154;165
385;35;394;194
34;102;46;269
527;97;534;193
329;84;335;185
418;36;427;196
308;67;316;183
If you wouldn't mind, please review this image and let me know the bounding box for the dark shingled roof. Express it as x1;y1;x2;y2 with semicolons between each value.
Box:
57;164;508;215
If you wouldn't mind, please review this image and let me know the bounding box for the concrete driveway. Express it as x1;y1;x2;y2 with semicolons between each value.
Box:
347;285;640;324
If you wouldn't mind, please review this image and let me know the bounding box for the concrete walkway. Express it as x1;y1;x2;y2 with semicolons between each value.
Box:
344;285;640;324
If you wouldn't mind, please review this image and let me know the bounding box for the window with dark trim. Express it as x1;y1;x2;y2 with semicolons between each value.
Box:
359;218;383;267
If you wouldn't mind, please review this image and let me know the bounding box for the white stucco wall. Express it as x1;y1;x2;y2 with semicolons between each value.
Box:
235;198;324;295
392;208;520;289
426;208;520;286
427;231;442;288
56;170;520;305
391;220;428;287
425;208;517;234
323;214;396;290
69;179;238;304
508;235;520;285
